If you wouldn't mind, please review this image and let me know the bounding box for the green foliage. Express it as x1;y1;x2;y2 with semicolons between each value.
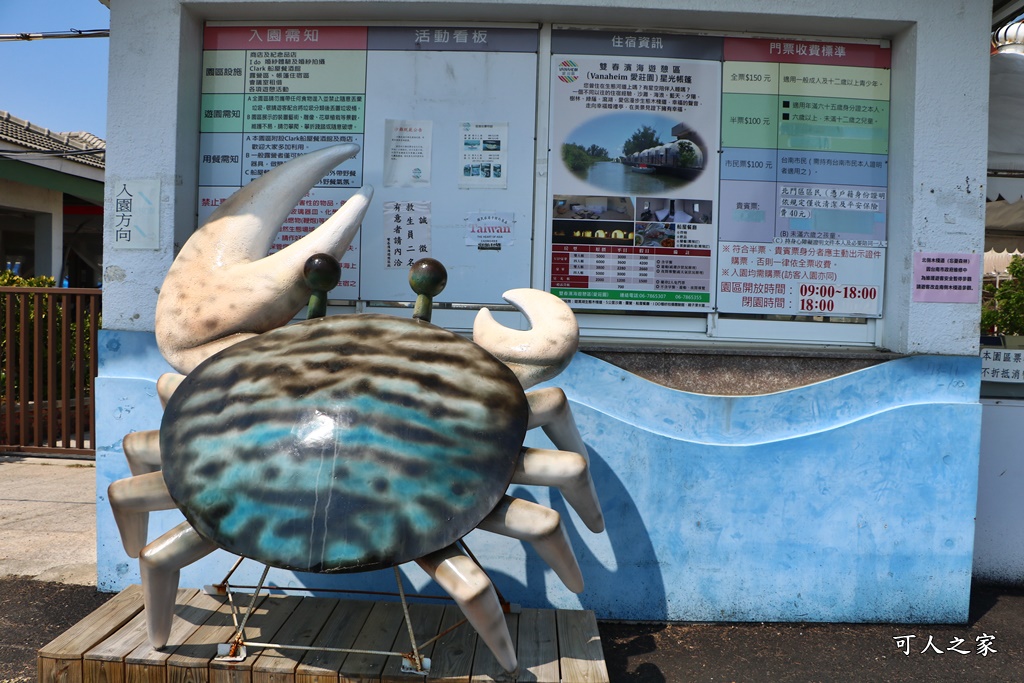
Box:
0;272;57;288
675;142;698;168
623;125;662;157
982;255;1024;336
584;144;610;160
561;142;598;174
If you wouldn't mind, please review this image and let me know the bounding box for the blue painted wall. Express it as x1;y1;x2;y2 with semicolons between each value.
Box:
96;329;982;623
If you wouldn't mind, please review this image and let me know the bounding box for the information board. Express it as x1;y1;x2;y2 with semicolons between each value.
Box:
197;25;890;321
717;37;890;318
547;31;722;312
198;24;537;305
357;28;538;304
198;25;368;299
544;30;891;319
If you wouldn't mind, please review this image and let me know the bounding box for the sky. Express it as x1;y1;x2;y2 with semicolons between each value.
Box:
0;0;110;138
0;5;1022;144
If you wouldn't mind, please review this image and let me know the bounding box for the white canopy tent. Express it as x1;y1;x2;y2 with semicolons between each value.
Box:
984;246;1024;278
988;30;1024;254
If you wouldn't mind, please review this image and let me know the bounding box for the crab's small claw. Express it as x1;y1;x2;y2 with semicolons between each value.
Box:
474;289;579;390
155;144;373;374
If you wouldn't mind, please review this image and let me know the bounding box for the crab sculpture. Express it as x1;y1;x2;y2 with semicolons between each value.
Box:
107;144;604;673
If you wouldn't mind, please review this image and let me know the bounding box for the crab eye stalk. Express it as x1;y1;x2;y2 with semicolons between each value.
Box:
409;258;447;323
303;253;342;319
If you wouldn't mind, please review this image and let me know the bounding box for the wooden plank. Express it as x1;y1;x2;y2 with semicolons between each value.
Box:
555;610;608;683
164;592;263;683
84;657;125;683
379;602;445;682
85;611;151;664
78;588;199;683
38;656;85;683
83;610;149;683
468;612;518;683
295;599;375;683
209;595;304;683
41;585;145;658
41;590;610;683
123;590;226;683
338;601;406;682
426;605;476;683
514;609;559;683
38;585;145;683
251;597;339;683
86;589;201;662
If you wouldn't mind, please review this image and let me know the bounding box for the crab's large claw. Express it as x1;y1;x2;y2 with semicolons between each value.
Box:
155;144;373;374
473;289;579;390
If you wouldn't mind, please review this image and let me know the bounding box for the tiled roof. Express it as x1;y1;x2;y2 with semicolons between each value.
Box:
0;110;105;170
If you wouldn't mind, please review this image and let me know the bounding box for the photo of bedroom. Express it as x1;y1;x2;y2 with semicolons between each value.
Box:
553;195;635;221
636;198;713;224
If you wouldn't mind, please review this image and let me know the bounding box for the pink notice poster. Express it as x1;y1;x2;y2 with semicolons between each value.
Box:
912;252;981;303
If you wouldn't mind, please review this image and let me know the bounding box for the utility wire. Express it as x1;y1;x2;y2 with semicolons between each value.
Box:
0;29;109;42
0;149;105;160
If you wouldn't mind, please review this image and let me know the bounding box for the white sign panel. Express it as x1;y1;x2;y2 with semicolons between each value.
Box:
982;347;1024;383
459;122;508;189
384;201;431;269
465;212;515;250
384;119;432;187
112;179;160;250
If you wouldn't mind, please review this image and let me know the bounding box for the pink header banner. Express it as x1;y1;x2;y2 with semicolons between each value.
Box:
724;37;891;68
204;25;368;51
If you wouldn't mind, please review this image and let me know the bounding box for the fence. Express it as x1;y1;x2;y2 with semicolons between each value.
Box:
0;287;101;457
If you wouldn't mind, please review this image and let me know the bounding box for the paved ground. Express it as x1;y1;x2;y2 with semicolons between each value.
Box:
0;456;96;585
4;455;1024;682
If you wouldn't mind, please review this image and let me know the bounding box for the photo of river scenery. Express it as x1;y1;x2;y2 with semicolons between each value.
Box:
572;159;702;194
560;113;708;195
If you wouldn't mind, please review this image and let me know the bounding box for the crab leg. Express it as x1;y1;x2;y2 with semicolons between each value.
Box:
122;430;163;476
157;372;186;407
523;387;604;533
108;471;177;558
416;544;517;673
139;522;218;648
120;373;184;477
478;495;584;593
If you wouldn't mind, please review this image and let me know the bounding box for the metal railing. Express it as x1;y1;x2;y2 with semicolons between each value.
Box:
0;287;100;457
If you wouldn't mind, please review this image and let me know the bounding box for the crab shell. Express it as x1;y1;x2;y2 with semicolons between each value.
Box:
160;313;529;573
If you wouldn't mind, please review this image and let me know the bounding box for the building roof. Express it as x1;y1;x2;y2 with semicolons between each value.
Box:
995;0;1024;29
0;110;105;170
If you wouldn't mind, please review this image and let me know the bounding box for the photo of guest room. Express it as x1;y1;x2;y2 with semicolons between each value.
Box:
553;195;635;220
637;198;713;224
552;219;634;245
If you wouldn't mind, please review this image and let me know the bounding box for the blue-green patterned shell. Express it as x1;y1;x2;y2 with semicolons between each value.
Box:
160;314;529;573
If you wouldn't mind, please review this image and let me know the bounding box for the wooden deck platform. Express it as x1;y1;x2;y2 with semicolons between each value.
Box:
38;585;609;683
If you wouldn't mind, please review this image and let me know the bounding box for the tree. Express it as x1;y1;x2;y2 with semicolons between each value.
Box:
585;144;609;160
983;255;1024;335
623;125;662;157
561;143;596;173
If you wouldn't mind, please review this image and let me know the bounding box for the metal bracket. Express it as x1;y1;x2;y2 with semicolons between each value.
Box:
215;643;247;662
401;655;431;675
